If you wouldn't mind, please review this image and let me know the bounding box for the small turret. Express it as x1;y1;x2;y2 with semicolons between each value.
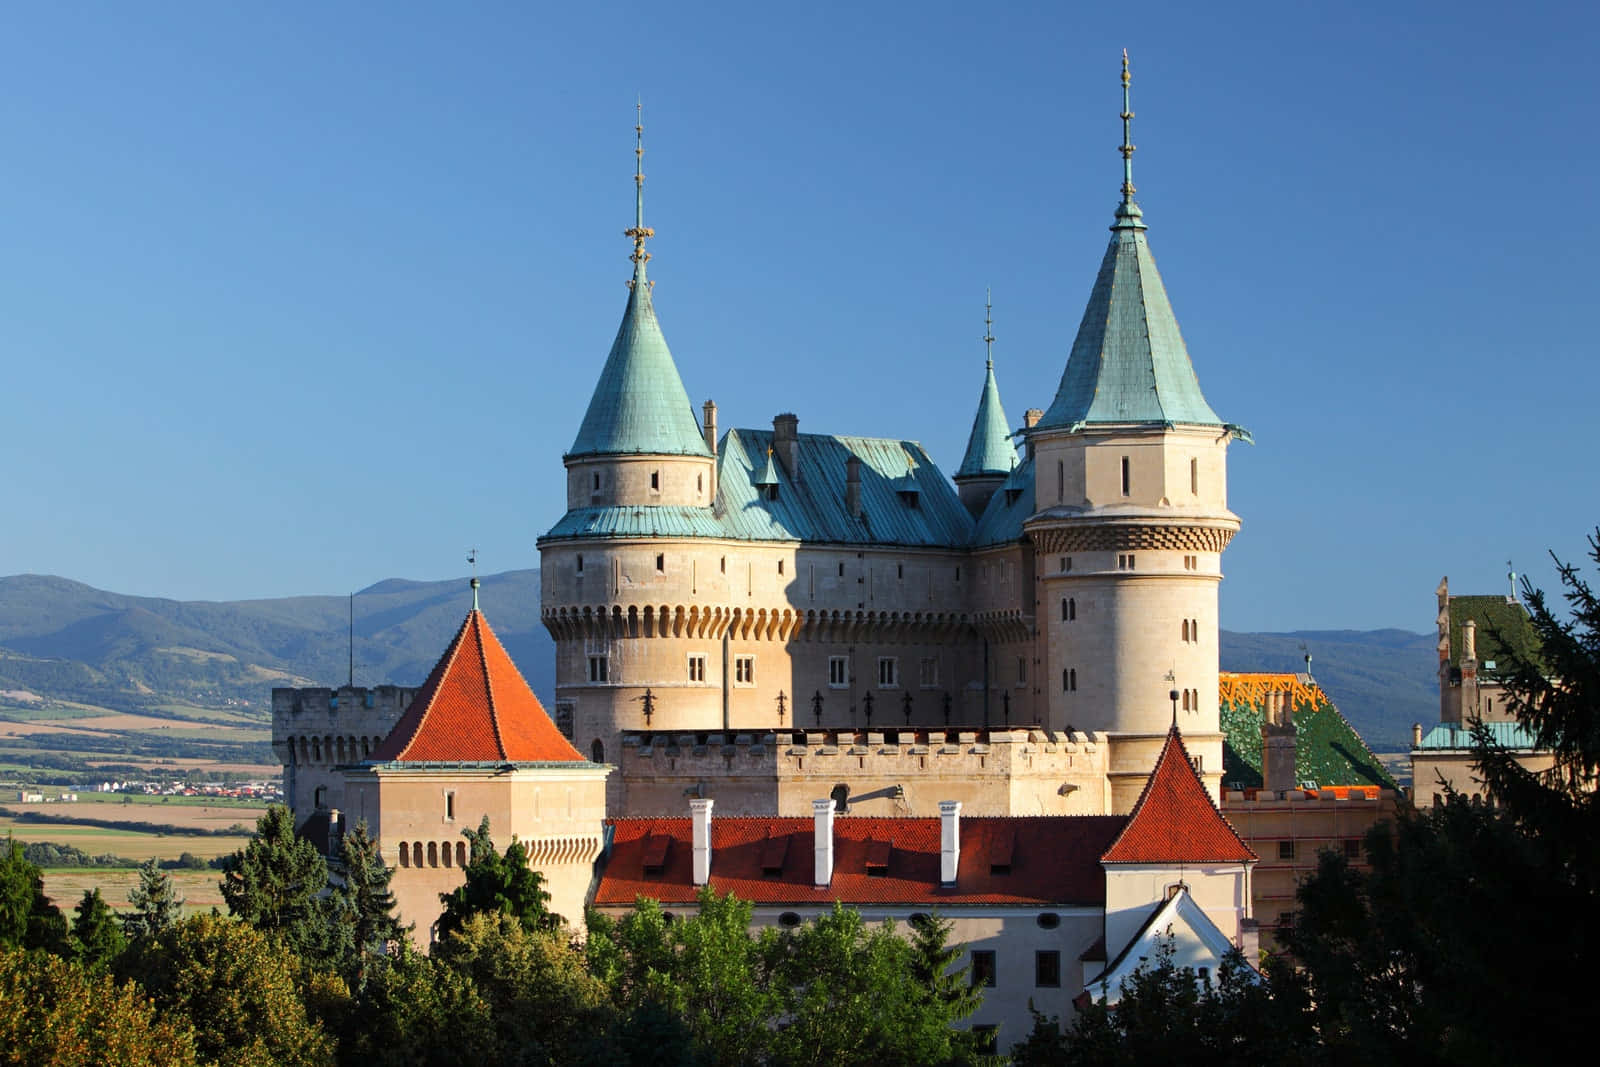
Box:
954;291;1019;517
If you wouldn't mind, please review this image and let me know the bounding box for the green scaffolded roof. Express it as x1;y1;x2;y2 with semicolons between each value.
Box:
1446;595;1541;674
1219;674;1397;791
955;360;1019;478
567;112;713;461
1035;58;1226;432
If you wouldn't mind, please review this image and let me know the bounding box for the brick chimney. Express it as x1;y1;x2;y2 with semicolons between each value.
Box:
939;800;961;886
812;797;834;886
845;456;862;519
703;400;718;455
773;413;800;479
1022;409;1043;460
690;797;713;885
1261;691;1298;794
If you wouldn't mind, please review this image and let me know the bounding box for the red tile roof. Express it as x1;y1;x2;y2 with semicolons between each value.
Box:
1100;727;1257;865
370;611;585;764
593;814;1127;907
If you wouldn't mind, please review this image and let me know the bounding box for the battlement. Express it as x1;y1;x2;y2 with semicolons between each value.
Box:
272;685;418;824
618;726;1111;818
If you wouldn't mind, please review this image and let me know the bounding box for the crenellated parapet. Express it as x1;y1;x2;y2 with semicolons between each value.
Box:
617;726;1111;817
271;685;417;822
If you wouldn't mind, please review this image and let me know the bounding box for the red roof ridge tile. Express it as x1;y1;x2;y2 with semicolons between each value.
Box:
1100;727;1256;865
471;613;509;758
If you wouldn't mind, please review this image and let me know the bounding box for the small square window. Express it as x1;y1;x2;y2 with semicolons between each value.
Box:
970;950;996;988
1343;838;1362;860
919;657;939;687
1035;950;1061;988
877;657;899;688
828;656;848;689
1278;840;1296;861
688;654;707;683
734;656;755;686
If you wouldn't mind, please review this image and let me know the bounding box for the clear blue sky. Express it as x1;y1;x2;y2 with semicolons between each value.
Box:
3;2;1596;633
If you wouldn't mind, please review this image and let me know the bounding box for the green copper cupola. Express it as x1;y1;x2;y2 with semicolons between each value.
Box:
956;291;1019;478
1035;53;1227;432
567;105;714;460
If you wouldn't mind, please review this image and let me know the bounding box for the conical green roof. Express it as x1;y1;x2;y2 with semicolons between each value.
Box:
956;361;1018;478
1036;53;1226;433
567;280;712;458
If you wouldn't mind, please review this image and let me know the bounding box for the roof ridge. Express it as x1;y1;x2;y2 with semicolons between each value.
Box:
472;612;509;760
1101;727;1256;864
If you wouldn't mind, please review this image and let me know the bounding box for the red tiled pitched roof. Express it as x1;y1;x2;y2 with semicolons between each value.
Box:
371;611;584;764
1100;727;1257;865
593;814;1126;907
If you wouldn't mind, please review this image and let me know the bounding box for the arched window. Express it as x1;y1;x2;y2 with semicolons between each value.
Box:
591;739;605;764
1068;598;1076;620
413;842;424;868
427;842;438;868
441;842;452;867
398;845;409;868
456;841;467;866
312;738;322;762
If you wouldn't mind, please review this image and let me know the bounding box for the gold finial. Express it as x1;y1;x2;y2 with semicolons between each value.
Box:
625;98;654;276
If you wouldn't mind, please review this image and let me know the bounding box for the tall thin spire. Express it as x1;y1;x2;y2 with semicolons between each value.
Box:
625;98;654;284
1114;50;1146;231
983;288;995;371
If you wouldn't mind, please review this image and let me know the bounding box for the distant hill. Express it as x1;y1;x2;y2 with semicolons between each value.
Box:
0;572;1434;749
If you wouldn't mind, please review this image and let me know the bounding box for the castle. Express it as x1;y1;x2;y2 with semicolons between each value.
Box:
536;60;1247;819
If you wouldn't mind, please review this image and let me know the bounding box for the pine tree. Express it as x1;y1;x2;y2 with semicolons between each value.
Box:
71;886;128;968
219;804;331;961
331;819;408;988
907;910;983;1050
0;834;67;954
123;859;184;941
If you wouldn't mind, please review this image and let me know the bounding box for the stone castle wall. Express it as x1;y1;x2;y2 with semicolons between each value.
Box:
271;685;416;823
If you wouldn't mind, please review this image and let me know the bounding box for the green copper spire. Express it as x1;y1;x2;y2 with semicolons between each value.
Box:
956;290;1020;478
1035;53;1227;431
568;105;713;459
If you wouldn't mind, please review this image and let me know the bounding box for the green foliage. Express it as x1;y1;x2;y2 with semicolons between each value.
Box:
907;910;984;1058
0;944;199;1066
70;888;126;969
337;943;497;1067
433;912;614;1065
118;914;336;1067
220;804;339;964
328;819;409;990
436;817;560;939
123;859;184;941
18;840;138;868
0;835;67;954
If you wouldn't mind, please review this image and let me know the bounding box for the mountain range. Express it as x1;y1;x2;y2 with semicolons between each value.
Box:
0;572;1434;750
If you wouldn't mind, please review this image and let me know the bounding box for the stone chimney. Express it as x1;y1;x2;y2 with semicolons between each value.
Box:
1412;722;1423;748
939;800;961;886
1022;409;1043;460
1261;691;1298;794
703;400;718;455
845;456;862;519
690;797;713;885
773;413;801;479
812;797;834;887
1462;619;1477;663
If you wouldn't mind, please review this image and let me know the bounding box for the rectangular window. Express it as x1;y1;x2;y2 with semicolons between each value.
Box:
554;701;575;739
1118;553;1136;571
1343;839;1362;860
1121;455;1130;496
576;554;584;574
778;559;785;575
919;657;939;688
655;553;665;573
1190;457;1198;494
1017;657;1027;685
445;791;455;821
688;654;707;683
877;657;899;688
650;471;660;490
828;656;849;689
588;656;609;683
1035;950;1061;988
734;655;755;686
1278;840;1296;860
971;950;996;988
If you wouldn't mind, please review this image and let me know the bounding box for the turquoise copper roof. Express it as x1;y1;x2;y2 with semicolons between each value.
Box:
971;456;1034;548
955;360;1019;478
1035;57;1228;433
567;110;713;460
1416;722;1539;751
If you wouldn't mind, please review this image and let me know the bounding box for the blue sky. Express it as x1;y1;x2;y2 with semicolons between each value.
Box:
2;2;1596;632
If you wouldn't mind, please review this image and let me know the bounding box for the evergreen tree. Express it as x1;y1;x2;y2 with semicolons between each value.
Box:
219;804;332;961
70;887;127;969
330;819;408;989
907;910;983;1058
123;859;184;941
0;835;67;954
436;818;560;939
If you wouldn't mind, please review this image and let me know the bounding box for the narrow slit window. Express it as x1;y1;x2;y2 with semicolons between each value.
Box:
1121;456;1131;496
1190;457;1198;495
1057;460;1064;502
655;553;665;573
650;471;660;490
576;554;584;574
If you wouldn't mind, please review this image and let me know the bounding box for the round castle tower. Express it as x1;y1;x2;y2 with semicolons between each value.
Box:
1023;55;1248;810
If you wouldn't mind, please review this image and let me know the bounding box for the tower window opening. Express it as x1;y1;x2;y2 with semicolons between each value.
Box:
1121;456;1130;496
1069;598;1076;620
656;553;665;573
576;554;584;574
445;791;455;820
650;471;660;491
721;556;726;573
592;739;606;764
734;656;755;686
1190;457;1198;495
955;566;961;582
593;472;600;491
1057;461;1064;502
1061;556;1071;572
1017;657;1027;685
828;656;849;689
778;559;784;575
877;657;899;688
839;562;845;577
897;563;904;579
1062;598;1069;621
697;472;704;493
588;656;609;683
688;654;707;683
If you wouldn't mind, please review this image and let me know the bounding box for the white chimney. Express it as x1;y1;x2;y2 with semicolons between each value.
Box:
813;797;835;887
690;797;714;885
939;800;961;886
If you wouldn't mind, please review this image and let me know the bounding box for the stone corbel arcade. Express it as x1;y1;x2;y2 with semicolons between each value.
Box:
541;603;1031;646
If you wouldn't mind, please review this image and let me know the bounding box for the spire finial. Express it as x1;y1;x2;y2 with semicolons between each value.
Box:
468;549;480;611
625;98;654;284
983;287;994;371
1113;51;1146;230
